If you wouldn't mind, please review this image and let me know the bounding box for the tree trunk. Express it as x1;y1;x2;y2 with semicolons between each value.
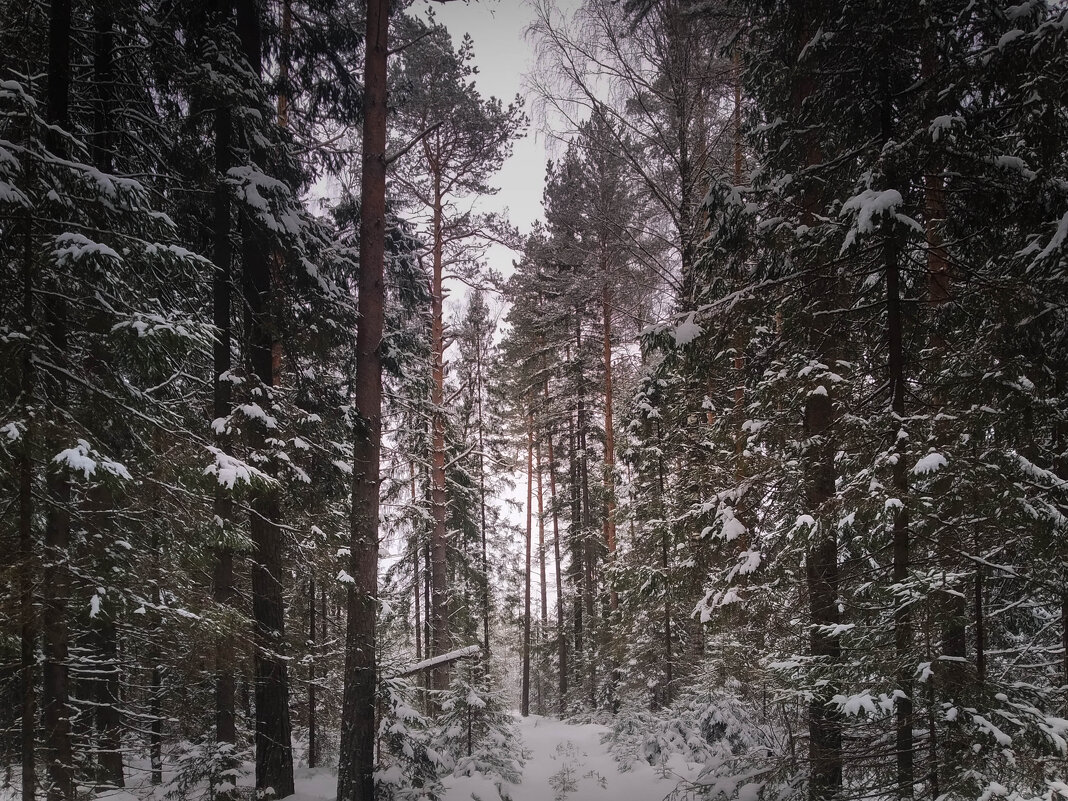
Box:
19;165;36;801
568;401;583;692
885;196;913;798
921;33;967;703
236;1;294;794
43;1;75;796
795;7;842;798
149;554;163;788
210;0;237;762
536;435;548;715
601;281;617;613
308;579;317;769
475;326;491;658
88;12;124;783
657;423;673;708
546;382;567;714
336;1;388;798
575;316;596;707
521;415;534;717
413;465;422;663
430;184;450;698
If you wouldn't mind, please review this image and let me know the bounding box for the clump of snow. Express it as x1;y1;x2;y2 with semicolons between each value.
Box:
673;313;703;347
913;452;947;475
236;402;278;429
203;446;270;489
53;232;123;266
839;189;904;252
53;439;131;480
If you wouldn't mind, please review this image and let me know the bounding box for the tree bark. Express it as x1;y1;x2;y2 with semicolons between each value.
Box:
921;30;967;702
43;1;75;797
886;206;913;798
308;579;317;769
236;1;294;794
19;145;36;801
430;182;450;698
657;422;673;708
211;0;237;762
475;321;492;658
568;399;583;688
521;414;534;717
601;280;617;613
413;465;422;663
536;435;548;715
575;316;596;706
336;1;388;798
545;381;567;714
795;6;842;798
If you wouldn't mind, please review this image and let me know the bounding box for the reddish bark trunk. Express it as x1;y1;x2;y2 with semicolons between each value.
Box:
337;1;389;799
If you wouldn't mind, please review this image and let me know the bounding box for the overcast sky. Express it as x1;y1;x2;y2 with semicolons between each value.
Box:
429;0;553;237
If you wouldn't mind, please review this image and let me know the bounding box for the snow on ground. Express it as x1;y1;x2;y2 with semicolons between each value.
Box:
278;713;691;801
0;715;690;801
440;714;690;801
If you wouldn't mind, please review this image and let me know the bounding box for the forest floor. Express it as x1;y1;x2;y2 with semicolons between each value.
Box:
440;714;688;801
0;715;691;801
280;714;689;801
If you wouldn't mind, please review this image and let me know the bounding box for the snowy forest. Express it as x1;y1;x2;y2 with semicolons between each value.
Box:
2;0;1067;800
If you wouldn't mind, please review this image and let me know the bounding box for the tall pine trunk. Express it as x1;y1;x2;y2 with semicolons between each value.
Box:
475;324;491;657
336;0;388;796
235;1;294;794
521;414;534;717
211;50;237;761
19;166;36;801
308;579;317;769
601;279;617;613
567;395;583;695
536;436;548;714
795;6;842;798
429;181;450;698
545;380;567;713
885;184;913;798
43;1;75;796
87;6;124;786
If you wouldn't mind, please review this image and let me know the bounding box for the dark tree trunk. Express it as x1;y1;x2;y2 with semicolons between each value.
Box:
535;436;548;715
521;415;534;717
43;1;75;797
657;423;673;708
575;316;596;706
16;84;39;792
89;7;124;786
19;185;36;801
336;1;388;797
429;187;450;698
476;341;491;662
795;6;841;797
568;397;583;677
308;579;317;769
413;466;422;663
601;281;617;613
149;562;163;788
211;7;238;753
877;54;914;796
545;381;567;714
885;197;913;798
476;331;491;657
235;1;294;795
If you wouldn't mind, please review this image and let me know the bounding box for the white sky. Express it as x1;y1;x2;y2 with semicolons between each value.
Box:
430;0;552;235
426;0;581;284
